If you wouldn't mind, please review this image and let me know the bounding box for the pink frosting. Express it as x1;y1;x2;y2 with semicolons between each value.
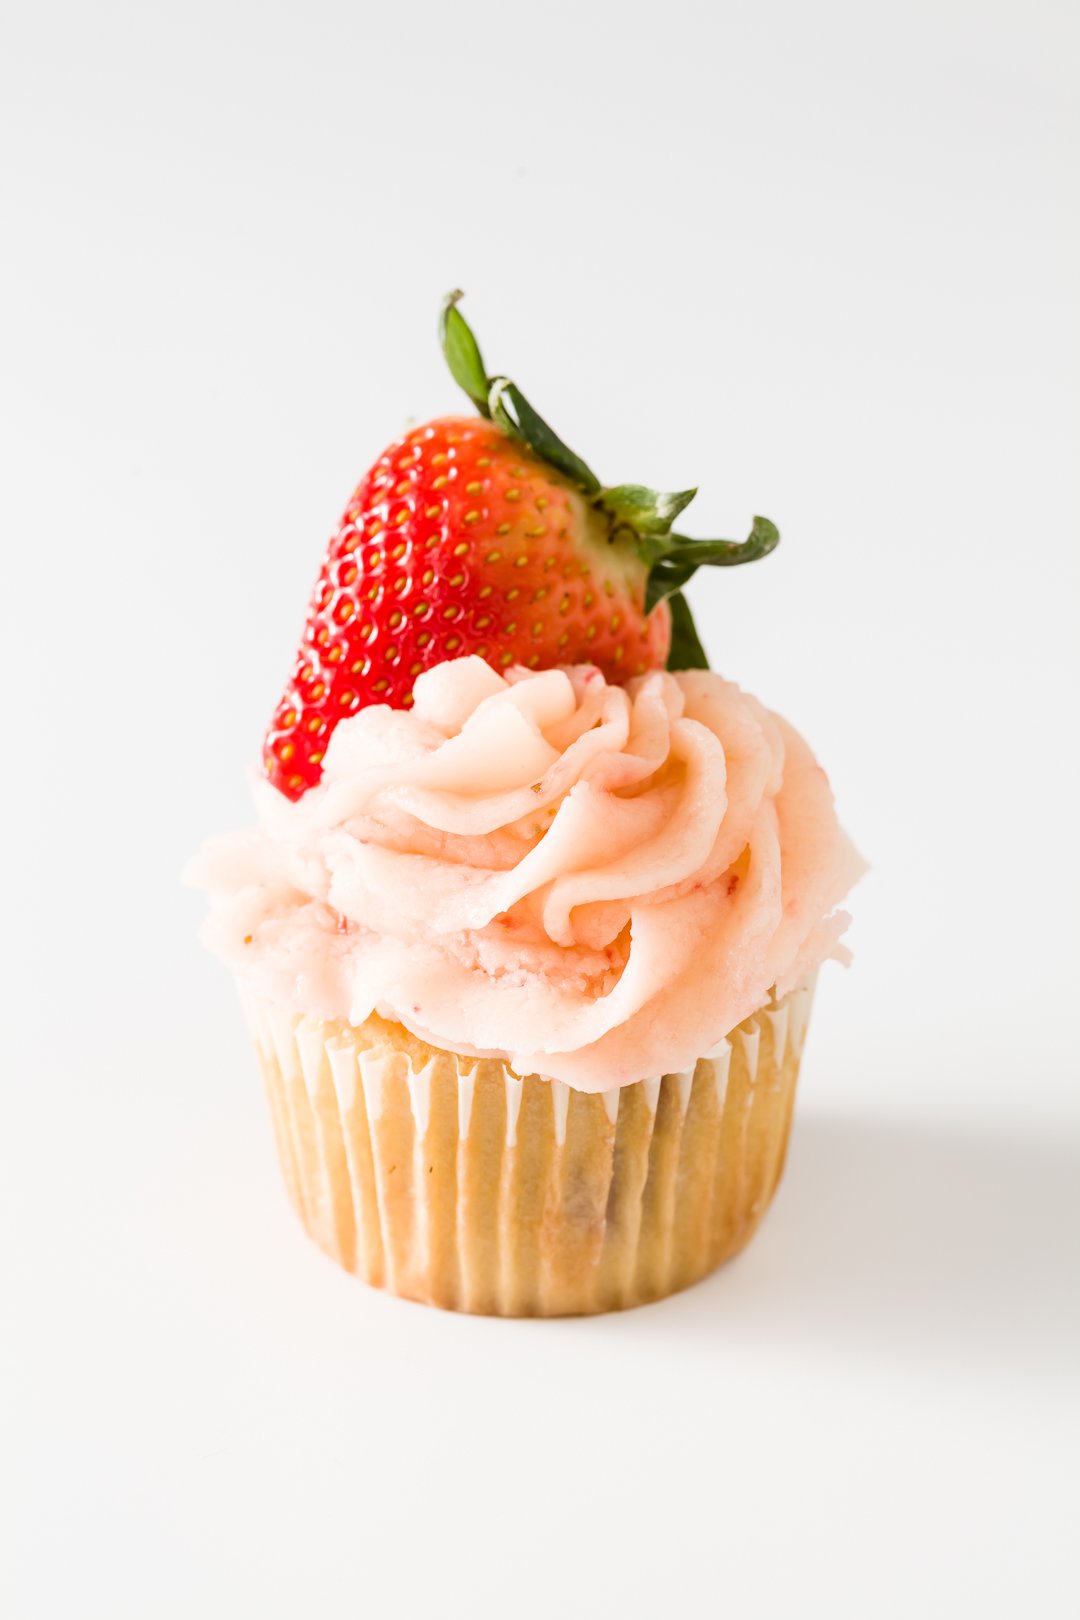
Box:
188;657;863;1092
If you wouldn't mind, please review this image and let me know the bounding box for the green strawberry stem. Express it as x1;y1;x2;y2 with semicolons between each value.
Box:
438;291;780;671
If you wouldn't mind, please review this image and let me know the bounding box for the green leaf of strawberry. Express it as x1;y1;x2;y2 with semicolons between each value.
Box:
438;294;780;670
602;485;698;540
438;290;491;418
667;590;710;670
645;517;781;611
487;376;602;495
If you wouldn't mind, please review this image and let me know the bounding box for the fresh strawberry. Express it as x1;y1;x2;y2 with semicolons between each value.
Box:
264;294;779;800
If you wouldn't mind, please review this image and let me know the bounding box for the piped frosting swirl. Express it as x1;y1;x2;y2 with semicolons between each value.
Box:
189;657;863;1091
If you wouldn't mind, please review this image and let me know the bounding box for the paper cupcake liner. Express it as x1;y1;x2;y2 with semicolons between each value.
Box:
241;976;816;1316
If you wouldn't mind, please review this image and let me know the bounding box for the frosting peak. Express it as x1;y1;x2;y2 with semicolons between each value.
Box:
189;658;863;1091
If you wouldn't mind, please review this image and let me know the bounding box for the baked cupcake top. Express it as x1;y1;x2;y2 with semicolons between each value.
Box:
190;656;862;1090
190;295;862;1091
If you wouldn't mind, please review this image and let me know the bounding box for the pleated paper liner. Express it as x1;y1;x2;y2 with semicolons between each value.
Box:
241;974;816;1316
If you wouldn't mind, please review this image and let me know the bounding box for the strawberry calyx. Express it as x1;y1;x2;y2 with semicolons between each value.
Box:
440;290;780;671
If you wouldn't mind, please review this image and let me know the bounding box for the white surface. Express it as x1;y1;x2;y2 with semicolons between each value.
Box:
2;2;1078;1616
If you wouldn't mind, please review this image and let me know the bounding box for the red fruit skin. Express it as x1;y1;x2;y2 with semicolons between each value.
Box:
264;417;671;799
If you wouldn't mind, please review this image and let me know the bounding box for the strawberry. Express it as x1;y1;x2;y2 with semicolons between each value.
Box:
264;294;779;800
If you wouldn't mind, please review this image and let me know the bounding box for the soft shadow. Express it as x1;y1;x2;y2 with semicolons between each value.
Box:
618;1111;1080;1376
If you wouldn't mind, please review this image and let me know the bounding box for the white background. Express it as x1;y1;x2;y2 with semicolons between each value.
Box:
3;1;1078;1615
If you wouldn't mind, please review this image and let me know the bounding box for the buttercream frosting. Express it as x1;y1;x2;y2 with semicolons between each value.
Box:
188;657;863;1091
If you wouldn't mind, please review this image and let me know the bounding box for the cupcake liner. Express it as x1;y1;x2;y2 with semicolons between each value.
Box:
241;976;816;1316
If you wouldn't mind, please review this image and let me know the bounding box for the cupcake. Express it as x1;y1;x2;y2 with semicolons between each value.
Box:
188;294;862;1316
